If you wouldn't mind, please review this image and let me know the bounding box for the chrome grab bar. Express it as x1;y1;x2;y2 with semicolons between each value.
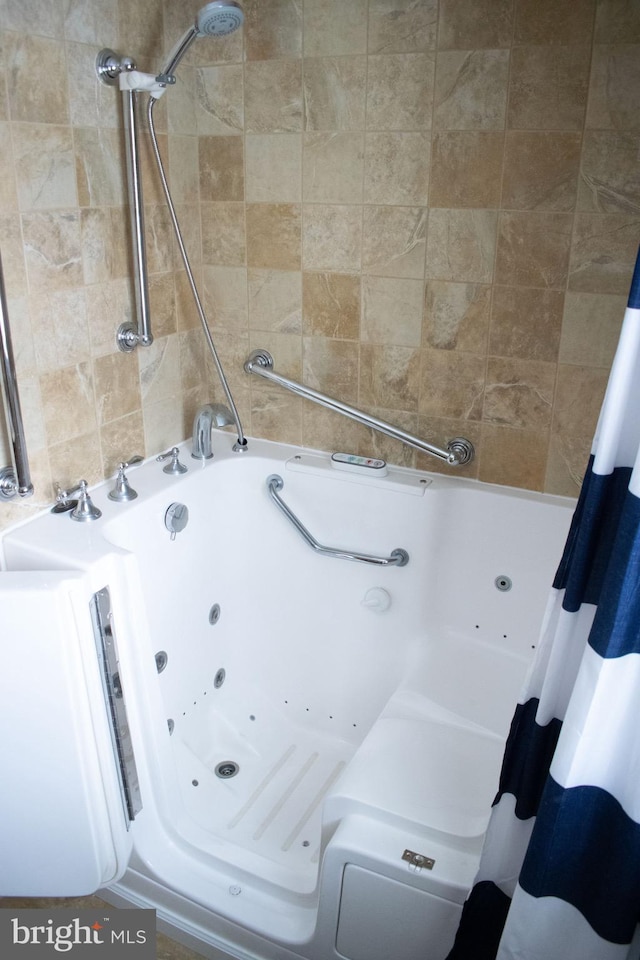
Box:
267;474;409;567
0;250;33;501
245;351;474;466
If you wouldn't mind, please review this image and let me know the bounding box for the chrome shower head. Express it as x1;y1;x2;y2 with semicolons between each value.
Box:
159;2;244;78
196;1;244;37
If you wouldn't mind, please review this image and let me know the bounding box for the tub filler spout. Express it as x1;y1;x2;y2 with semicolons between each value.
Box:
191;403;240;460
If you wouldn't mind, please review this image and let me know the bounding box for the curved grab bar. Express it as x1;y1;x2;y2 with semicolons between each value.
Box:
246;350;474;466
267;475;409;567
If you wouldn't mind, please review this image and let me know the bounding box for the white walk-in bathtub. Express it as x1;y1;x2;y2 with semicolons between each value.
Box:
0;433;574;960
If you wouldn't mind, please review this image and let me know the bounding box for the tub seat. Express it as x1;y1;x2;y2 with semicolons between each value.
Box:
323;688;504;845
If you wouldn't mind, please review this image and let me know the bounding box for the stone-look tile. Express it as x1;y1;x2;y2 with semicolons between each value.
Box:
426;209;497;284
139;334;181;407
167;136;199;205
434;50;509;131
167;203;199;274
304;0;368;57
48;432;103;491
502;133;582;212
244;61;303;133
0;212;28;296
430;132;504;208
39;361;96;446
244;0;303;60
117;0;163;63
303;133;364;204
65;0;118;45
66;41;118;129
247;203;301;270
545;433;591;497
359;343;420;410
5;34;69;124
179;329;209;398
568;213;640;295
484;357;556;430
195;65;243;136
0;124;17;208
81;207;128;284
100;410;146;478
478;423;549;491
424;281;491;352
489;286;564;362
139;129;168;207
149;273;177;340
438;0;513;50
514;0;596;44
419;348;485;420
1;2;64;37
578;132;640;214
202;265;248;335
175;269;203;333
22;211;83;295
201;202;246;266
368;0;438;54
361;276;424;346
366;54;435;131
302;204;362;272
86;279;133;357
302;337;360;403
586;45;640;131
595;1;640;42
246;135;301;203
552;364;610;439
248;269;302;334
250;386;302;445
8;296;36;378
559;292;625;367
30;288;90;373
364;133;430;205
93;351;141;425
303;271;360;339
18;376;46;454
508;45;592;131
303;57;367;131
166;65;197;137
362;206;426;279
198;136;244;201
495;212;573;289
143;397;187;456
12;124;77;211
74;128;125;207
301;403;387;463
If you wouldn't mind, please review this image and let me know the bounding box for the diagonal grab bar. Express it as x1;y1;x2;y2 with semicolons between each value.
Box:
245;350;474;466
267;475;409;567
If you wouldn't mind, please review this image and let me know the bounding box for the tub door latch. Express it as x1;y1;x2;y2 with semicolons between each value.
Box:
402;849;435;872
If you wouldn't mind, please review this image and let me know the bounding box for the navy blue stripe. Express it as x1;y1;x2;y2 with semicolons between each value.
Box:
553;458;632;612
445;881;510;960
628;245;640;308
493;698;561;820
588;486;640;657
520;777;640;945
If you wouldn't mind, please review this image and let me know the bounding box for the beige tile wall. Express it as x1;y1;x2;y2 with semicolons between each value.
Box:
0;0;639;532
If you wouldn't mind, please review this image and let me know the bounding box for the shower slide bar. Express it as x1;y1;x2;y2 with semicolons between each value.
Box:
267;474;409;567
0;250;33;502
245;350;475;466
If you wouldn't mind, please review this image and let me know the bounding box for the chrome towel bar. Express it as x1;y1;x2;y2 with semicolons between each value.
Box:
0;250;33;501
245;350;474;466
267;474;409;567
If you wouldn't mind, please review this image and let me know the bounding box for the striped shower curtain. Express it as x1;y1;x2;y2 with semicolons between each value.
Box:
447;245;640;960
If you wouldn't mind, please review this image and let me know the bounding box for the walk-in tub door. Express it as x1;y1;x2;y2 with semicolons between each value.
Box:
0;571;136;895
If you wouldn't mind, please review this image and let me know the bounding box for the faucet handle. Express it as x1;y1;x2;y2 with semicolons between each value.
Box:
108;455;143;502
156;447;188;475
51;481;78;514
69;480;102;522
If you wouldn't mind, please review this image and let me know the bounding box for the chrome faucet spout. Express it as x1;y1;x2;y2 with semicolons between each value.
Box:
191;403;235;460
